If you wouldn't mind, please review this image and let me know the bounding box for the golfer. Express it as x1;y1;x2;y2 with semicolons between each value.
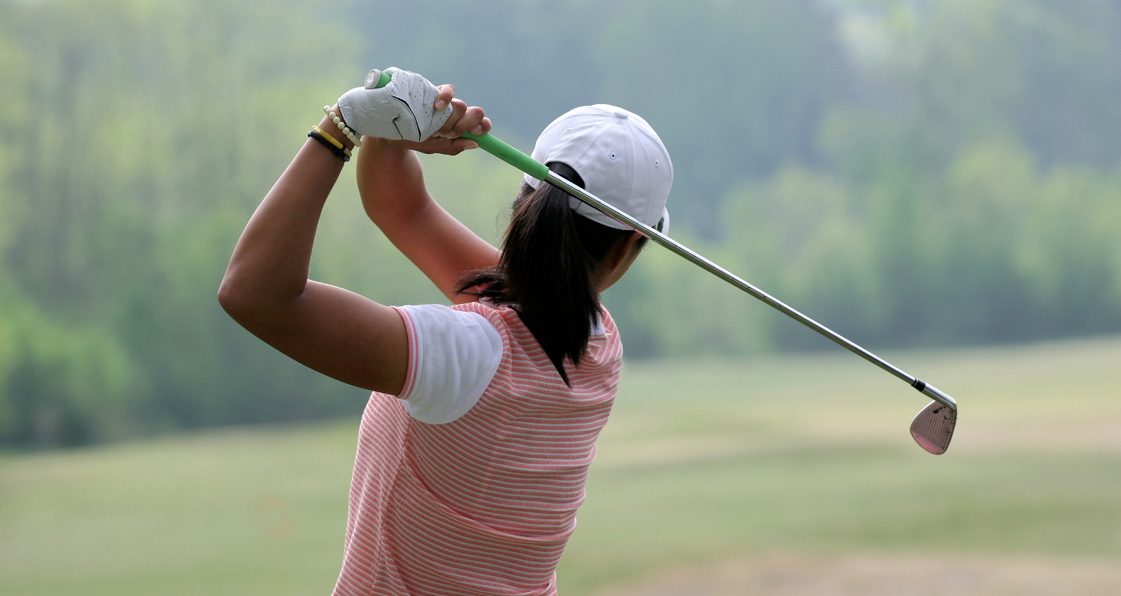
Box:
219;67;672;595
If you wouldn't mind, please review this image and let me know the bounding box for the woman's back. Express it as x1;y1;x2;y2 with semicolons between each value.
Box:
335;303;623;596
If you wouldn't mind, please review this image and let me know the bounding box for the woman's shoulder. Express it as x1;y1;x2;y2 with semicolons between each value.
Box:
451;300;515;328
451;301;620;350
446;301;621;392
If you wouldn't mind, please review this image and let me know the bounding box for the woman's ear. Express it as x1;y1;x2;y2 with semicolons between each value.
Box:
606;231;643;268
598;231;646;291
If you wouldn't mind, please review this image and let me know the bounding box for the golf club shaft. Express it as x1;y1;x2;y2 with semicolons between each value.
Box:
462;131;957;412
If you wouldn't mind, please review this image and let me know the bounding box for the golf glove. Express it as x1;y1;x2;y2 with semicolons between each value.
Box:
337;67;452;142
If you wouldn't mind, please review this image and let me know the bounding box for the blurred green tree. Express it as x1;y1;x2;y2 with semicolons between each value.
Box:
1;0;1120;443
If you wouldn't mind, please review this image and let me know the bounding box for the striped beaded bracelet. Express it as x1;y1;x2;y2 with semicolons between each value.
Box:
312;125;351;156
308;129;350;162
324;105;362;147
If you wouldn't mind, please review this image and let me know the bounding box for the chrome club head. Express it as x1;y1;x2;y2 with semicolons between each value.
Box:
910;401;957;454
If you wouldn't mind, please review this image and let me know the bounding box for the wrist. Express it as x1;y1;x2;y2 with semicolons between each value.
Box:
320;104;356;149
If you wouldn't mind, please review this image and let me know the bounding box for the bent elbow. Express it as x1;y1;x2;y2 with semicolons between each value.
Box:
217;274;251;321
218;271;299;331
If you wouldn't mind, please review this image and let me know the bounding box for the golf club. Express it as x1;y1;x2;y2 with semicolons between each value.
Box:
462;129;957;454
366;69;957;454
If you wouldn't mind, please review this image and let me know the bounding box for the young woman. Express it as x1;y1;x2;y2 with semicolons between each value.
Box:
219;68;672;596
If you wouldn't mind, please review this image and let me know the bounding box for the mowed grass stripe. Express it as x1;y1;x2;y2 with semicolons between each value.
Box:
560;447;1121;594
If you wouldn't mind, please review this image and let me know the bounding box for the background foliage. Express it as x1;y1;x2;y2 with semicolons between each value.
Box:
1;0;1119;445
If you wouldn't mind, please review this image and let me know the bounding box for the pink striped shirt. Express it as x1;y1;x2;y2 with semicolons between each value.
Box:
332;302;623;596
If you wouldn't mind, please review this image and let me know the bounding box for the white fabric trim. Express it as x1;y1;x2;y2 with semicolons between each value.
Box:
398;304;504;424
590;315;605;336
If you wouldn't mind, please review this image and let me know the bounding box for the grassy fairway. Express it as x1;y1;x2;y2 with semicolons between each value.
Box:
2;338;1120;595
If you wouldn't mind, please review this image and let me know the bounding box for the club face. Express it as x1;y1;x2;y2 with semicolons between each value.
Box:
910;401;956;454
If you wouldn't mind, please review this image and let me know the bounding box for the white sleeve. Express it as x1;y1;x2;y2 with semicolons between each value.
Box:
396;304;504;424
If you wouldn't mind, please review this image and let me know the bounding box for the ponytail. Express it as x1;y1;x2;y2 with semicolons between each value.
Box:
457;163;640;386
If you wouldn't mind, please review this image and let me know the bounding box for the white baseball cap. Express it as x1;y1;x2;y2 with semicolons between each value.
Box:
525;104;673;233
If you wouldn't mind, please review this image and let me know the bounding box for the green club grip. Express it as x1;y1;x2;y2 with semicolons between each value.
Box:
461;132;549;181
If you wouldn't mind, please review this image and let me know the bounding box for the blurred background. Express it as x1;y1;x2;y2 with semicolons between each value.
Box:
1;0;1119;594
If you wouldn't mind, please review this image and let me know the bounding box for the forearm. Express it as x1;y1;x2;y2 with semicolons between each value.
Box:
219;112;350;317
356;139;500;301
356;137;432;226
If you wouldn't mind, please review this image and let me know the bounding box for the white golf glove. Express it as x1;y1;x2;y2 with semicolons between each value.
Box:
337;67;452;142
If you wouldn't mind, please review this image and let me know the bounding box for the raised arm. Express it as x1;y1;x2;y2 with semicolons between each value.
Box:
356;84;502;304
218;104;410;394
218;72;494;395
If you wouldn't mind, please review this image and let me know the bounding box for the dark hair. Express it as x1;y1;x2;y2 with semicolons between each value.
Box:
456;163;644;386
